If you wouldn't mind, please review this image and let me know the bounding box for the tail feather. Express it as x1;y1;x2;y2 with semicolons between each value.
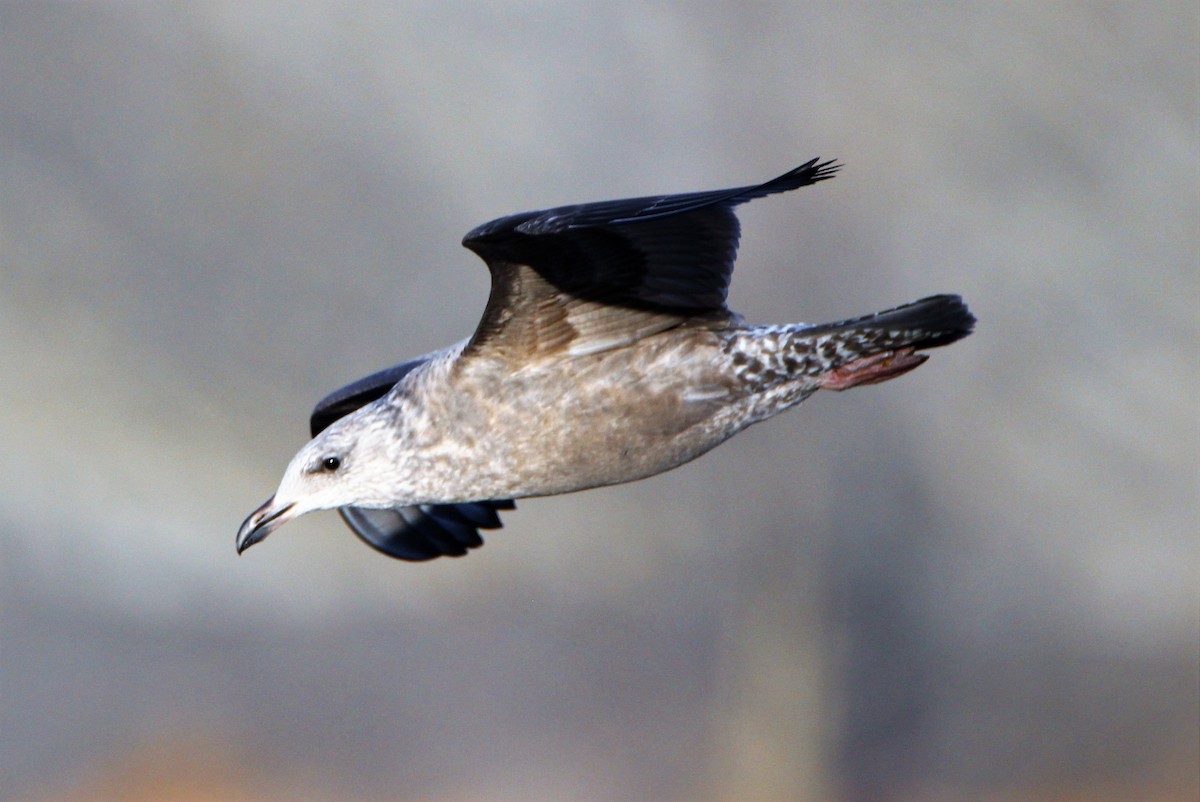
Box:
725;295;974;396
802;294;976;351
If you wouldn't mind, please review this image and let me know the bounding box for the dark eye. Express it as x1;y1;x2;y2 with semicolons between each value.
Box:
321;456;341;472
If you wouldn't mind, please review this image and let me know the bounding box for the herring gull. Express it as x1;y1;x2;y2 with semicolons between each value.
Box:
237;159;975;561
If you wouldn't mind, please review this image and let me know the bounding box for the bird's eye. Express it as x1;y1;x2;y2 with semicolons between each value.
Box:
321;456;341;472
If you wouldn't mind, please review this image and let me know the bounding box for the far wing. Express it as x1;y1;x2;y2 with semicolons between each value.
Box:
309;358;426;437
310;359;515;561
337;500;515;561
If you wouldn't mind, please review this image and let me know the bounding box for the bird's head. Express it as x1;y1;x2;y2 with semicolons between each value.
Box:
236;409;403;554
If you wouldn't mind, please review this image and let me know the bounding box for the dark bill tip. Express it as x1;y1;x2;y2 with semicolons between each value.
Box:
236;496;296;555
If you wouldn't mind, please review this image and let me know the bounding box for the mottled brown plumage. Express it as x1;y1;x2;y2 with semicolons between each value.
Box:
237;160;975;561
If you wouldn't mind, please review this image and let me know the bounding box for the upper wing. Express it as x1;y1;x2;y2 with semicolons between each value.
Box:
460;158;840;363
310;360;515;561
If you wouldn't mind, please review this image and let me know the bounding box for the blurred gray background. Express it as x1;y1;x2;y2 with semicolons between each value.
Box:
2;3;1196;801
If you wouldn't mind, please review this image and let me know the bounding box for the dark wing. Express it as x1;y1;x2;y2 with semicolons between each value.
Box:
310;359;515;561
460;158;840;362
336;500;515;562
309;357;425;437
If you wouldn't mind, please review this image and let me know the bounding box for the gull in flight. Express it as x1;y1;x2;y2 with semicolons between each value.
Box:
237;159;975;561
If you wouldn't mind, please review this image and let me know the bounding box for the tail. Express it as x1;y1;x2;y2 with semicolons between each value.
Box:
800;294;976;390
727;295;975;393
801;294;975;351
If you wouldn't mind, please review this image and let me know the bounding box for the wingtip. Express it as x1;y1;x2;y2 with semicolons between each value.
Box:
770;157;842;187
339;499;517;562
812;157;842;179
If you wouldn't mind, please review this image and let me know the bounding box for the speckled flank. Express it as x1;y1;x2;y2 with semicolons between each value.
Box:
725;325;933;393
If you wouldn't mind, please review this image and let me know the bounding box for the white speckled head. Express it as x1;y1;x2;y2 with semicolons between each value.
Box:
236;403;411;553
